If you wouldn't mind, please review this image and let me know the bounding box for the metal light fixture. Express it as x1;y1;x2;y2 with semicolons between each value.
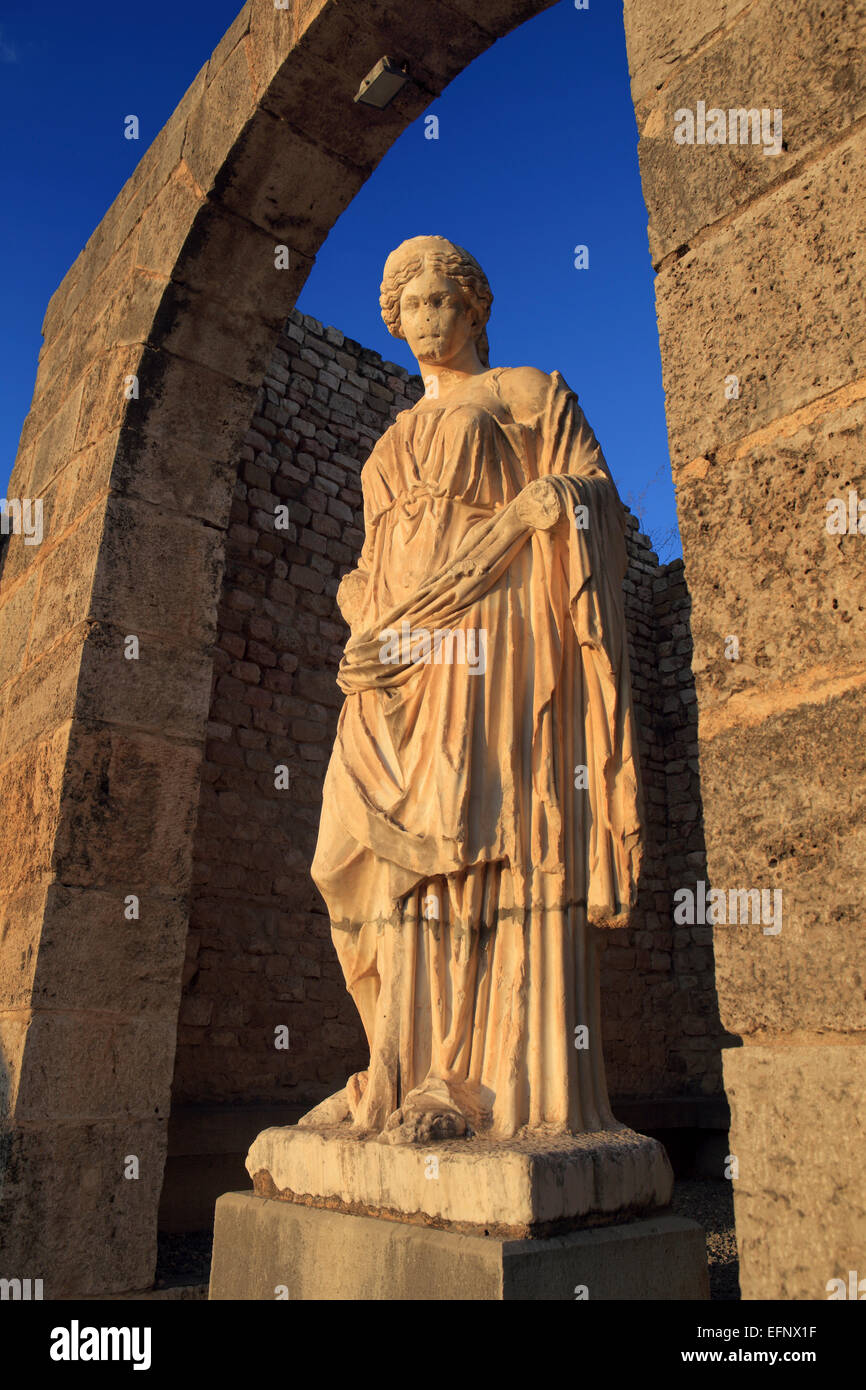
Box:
354;56;410;109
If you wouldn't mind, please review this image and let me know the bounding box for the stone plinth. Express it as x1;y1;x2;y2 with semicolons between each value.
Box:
245;1123;674;1238
209;1192;709;1301
209;1124;709;1300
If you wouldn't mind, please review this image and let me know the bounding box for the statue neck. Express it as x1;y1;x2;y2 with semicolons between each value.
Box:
416;344;488;403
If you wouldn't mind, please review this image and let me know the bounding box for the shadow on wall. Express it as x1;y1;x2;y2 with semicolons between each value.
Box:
605;552;742;1177
0;1043;11;1188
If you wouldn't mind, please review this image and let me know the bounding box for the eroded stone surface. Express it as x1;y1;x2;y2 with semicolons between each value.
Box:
246;1123;674;1236
724;1046;866;1300
633;0;866;263
656;130;866;471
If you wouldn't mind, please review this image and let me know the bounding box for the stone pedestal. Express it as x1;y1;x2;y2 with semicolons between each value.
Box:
209;1192;709;1300
245;1123;673;1235
208;1124;710;1299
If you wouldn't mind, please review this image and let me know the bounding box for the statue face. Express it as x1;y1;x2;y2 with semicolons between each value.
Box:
399;268;478;367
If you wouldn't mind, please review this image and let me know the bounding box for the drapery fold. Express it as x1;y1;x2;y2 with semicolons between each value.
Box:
308;367;643;1138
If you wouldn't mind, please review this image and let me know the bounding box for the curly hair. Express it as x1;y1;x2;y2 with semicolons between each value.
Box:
380;236;493;368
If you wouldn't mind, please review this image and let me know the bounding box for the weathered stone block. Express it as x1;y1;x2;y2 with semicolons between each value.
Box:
73;346;144;454
207;109;369;257
209;1191;708;1300
692;687;865;1036
0;723;72;896
0;1010;28;1115
25;504;104;660
0;885;45;1009
9;1010;178;1124
156;284;284;389
52;726;201;894
0;1118;167;1297
247;1124;674;1235
657;129;866;468
24;433;116;553
173;202;314;329
89;494;225;646
78;621;214;742
69;235;139;362
115;349;255;525
724;1045;866;1299
0;566;39;691
624;0;752;102
181;37;258;197
0;882;187;1017
102;267;171;351
203;2;251;86
635;0;866;262
2;626;84;761
678;394;866;709
26;379;85;495
134;165;206;281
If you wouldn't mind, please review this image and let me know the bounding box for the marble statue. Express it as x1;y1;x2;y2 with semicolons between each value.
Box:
299;235;643;1146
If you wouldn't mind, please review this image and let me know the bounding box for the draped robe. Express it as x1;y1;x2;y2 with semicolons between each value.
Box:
309;366;643;1140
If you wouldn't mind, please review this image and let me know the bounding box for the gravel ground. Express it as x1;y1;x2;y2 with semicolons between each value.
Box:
155;1231;213;1291
672;1178;740;1300
157;1178;739;1299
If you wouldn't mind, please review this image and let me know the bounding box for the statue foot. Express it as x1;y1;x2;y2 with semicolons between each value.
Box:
297;1070;370;1129
378;1075;488;1144
381;1104;471;1146
297;1086;352;1129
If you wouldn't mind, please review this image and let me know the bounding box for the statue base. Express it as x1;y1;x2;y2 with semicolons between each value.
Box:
207;1123;709;1299
242;1123;675;1237
209;1191;709;1300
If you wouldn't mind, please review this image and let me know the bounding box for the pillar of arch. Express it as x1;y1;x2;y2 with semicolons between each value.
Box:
625;0;866;1301
0;0;557;1297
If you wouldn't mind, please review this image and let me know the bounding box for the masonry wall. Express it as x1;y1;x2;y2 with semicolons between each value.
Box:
173;313;419;1109
171;309;724;1126
623;0;866;1298
604;549;723;1104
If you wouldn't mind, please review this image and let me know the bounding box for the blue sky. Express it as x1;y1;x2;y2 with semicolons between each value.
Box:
0;0;680;558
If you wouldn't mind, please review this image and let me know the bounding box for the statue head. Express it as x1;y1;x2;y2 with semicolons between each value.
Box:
380;236;493;370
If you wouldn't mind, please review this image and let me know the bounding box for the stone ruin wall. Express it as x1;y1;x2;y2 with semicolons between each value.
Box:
171;308;724;1119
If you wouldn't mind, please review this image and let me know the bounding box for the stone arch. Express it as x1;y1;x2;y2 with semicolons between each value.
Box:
0;0;560;1299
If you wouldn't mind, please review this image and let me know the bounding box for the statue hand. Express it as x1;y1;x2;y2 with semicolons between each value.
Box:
515;478;562;531
337;569;368;628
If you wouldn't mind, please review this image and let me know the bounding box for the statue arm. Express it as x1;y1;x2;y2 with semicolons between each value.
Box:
514;476;564;530
504;371;640;922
